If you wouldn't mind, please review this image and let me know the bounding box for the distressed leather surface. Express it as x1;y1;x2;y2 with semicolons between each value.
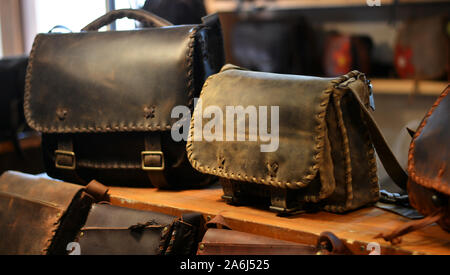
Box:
187;65;379;212
0;171;91;255
77;204;202;255
77;204;175;255
25;26;202;133
408;86;449;230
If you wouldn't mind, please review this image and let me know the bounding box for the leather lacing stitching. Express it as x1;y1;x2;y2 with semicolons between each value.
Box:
186;70;364;194
324;73;379;212
24;27;200;133
408;87;450;195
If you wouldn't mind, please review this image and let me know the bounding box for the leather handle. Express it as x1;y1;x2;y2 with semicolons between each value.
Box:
82;9;173;32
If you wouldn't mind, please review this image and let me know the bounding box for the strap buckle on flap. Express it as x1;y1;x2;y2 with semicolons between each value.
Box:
55;150;76;170
141;151;165;171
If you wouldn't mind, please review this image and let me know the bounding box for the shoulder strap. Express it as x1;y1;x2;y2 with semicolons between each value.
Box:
346;76;408;191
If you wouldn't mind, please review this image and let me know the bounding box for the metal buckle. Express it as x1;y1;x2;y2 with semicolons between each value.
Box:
141;151;165;171
55;150;76;170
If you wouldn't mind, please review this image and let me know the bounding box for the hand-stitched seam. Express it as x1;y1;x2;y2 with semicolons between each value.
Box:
408;86;450;194
187;71;362;190
24;34;42;132
364;115;380;203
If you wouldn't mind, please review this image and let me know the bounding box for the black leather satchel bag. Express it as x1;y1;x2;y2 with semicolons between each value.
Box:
24;9;224;188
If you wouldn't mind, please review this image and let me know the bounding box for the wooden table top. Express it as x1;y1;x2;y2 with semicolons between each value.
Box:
109;184;450;255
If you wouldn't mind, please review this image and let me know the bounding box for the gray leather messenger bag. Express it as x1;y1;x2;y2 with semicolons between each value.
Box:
187;65;408;214
24;9;224;188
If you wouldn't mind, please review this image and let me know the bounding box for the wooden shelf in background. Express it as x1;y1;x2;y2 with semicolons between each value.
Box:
109;185;450;255
371;79;448;96
205;0;448;13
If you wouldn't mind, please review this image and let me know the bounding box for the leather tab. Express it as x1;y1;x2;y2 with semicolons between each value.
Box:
85;180;109;203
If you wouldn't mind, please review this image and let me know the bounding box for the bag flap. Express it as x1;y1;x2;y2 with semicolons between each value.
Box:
82;204;176;228
187;65;338;189
0;171;85;254
0;171;84;209
408;86;450;195
25;26;200;134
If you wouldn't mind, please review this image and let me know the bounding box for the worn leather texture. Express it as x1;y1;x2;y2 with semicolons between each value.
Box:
77;204;203;255
187;65;380;213
408;86;450;231
24;9;224;187
0;171;93;255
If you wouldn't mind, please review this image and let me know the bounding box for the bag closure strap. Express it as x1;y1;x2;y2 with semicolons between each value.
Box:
338;72;408;191
143;134;169;188
55;136;89;184
85;180;110;203
55;136;76;170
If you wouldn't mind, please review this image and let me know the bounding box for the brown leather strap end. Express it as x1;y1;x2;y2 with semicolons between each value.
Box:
85;180;110;203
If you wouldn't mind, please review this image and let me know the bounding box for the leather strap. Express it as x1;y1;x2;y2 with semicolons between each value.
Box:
347;79;408;191
375;209;445;244
55;136;86;184
144;134;169;188
85;180;110;203
82;9;173;32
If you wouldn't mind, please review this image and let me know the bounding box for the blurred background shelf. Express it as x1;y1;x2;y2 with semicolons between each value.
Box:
372;79;448;96
205;0;450;12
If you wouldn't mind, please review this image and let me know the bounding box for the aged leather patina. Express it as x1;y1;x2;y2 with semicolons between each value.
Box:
24;9;224;188
77;204;203;255
187;65;407;214
0;171;107;255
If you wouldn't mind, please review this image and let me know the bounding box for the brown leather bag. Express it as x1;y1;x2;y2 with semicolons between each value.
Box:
187;64;407;214
376;86;450;244
0;171;108;255
24;9;224;188
76;204;204;255
197;216;351;255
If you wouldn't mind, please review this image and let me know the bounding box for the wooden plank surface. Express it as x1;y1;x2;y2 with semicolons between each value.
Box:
109;184;450;255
